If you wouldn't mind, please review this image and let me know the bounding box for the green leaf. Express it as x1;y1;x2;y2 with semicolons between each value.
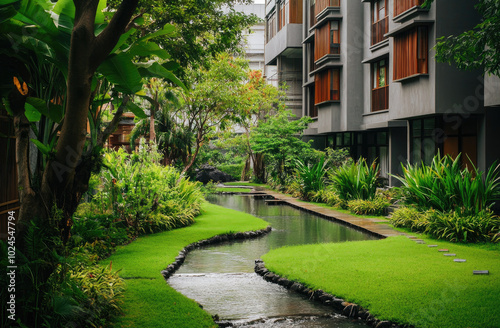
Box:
137;61;186;90
126;102;147;119
31;138;51;155
24;102;41;122
26;97;64;123
98;53;142;94
128;41;170;59
134;24;175;43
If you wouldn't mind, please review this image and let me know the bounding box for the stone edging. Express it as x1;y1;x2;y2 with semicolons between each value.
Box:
160;226;272;280
254;259;414;328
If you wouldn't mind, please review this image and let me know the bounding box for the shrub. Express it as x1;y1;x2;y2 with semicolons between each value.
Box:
219;163;245;180
390;207;430;232
295;156;329;200
95;140;204;235
394;153;500;215
330;158;379;201
426;210;500;243
313;188;347;209
347;197;390;216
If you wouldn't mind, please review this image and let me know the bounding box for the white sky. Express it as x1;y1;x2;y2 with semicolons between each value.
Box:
253;0;265;3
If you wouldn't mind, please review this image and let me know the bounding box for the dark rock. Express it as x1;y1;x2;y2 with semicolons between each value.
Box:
358;310;369;320
318;293;334;304
263;272;276;281
366;314;376;325
342;303;359;318
331;298;344;310
195;164;235;184
277;277;293;288
375;321;394;328
290;282;304;293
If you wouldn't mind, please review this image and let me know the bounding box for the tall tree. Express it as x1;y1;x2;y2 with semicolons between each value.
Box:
3;0;140;242
109;0;259;71
177;53;252;175
251;111;314;186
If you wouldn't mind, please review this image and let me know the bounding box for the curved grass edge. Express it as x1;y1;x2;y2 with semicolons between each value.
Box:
260;236;500;328
102;202;270;328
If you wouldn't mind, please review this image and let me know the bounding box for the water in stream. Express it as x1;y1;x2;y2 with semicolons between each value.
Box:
168;194;376;327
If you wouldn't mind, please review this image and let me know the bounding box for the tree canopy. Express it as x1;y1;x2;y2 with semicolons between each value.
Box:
109;0;260;71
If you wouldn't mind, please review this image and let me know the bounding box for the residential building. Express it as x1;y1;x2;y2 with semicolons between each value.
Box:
265;0;304;117
266;0;500;186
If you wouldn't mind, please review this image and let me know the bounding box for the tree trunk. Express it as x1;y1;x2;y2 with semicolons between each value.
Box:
253;153;266;183
241;155;251;181
16;0;139;243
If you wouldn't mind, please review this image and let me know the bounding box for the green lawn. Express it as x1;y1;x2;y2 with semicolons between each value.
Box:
215;187;253;193
103;202;269;328
262;236;500;328
223;181;269;188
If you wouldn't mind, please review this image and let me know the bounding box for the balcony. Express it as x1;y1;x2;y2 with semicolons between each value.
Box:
330;43;340;55
394;0;424;17
315;0;340;16
371;85;389;112
371;17;388;46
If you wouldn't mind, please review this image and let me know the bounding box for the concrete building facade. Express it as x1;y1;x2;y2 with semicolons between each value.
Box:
265;0;500;186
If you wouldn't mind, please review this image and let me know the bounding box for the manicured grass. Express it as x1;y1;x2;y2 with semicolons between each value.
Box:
262;236;500;328
223;181;269;187
215;187;253;193
103;202;269;328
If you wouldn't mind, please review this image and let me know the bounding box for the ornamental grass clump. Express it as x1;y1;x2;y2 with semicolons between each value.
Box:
295;156;329;200
389;207;430;233
394;153;500;216
347;197;390;216
330;158;379;201
426;210;500;243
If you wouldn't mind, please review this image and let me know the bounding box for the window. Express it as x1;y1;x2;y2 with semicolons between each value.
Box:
314;21;340;60
309;42;316;71
330;21;340;54
371;59;389;111
410;118;438;165
266;11;277;43
308;86;318;117
310;0;316;28
315;68;340;104
279;1;286;30
393;26;428;80
394;0;424;17
442;117;478;169
289;0;303;24
371;0;388;45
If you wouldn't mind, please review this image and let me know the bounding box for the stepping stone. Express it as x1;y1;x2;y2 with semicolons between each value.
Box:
473;270;489;275
454;259;466;262
428;245;438;247
444;253;456;256
438;249;449;252
414;239;424;242
408;236;417;239
416;241;426;244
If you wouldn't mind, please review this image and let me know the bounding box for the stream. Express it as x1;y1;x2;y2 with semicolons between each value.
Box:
168;194;377;327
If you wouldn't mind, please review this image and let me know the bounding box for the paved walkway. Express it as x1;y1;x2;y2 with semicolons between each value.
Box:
253;188;401;238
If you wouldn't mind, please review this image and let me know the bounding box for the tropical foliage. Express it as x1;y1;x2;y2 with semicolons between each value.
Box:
330;158;380;201
394;153;500;216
